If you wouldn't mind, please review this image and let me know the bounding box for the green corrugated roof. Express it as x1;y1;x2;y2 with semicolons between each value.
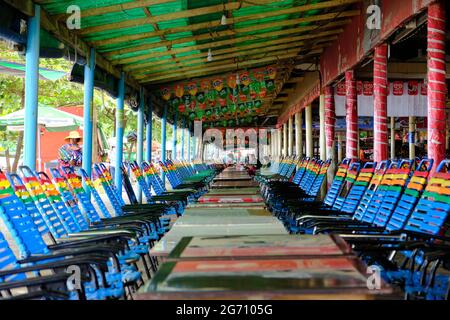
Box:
38;0;356;126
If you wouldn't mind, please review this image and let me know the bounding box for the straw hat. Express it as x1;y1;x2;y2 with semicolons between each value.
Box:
65;131;83;141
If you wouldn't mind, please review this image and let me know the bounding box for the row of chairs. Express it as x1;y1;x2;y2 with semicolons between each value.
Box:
0;160;220;300
257;156;450;300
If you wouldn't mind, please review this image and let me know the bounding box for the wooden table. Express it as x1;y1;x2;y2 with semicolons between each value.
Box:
138;255;395;300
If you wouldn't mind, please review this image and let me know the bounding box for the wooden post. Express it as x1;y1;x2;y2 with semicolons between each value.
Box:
305;105;313;158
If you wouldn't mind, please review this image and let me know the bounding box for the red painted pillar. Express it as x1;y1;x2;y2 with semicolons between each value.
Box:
345;70;358;159
373;43;389;162
427;1;447;170
325;86;336;186
324;86;336;158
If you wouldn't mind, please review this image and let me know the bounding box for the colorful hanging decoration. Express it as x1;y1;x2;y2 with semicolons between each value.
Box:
266;66;277;79
227;74;237;89
174;84;184;98
408;80;419;96
159;65;278;123
212;78;224;92
392;81;404;96
420;80;428;96
187;81;198;96
240;71;251;86
161;87;171;101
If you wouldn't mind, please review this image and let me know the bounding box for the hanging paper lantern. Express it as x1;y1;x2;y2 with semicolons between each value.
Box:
240;85;249;95
265;79;275;92
221;106;228;114
201;79;211;91
265;66;277;80
212;78;224;92
189;100;196;111
198;102;207;110
178;104;186;113
250;90;257;100
174;83;184;98
240;72;251;86
218;98;227;107
187;81;198;96
238;103;246;112
229;94;238;103
246;101;254;109
227;74;237;89
205;110;212;118
196;91;206;103
171;97;180;108
228;104;236;113
189;112;196;121
218;88;228;99
259;87;267;98
254;68;265;82
161;87;171;101
183;94;191;106
239;93;247;102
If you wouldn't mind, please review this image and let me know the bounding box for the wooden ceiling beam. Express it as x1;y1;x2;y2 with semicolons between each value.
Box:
94;10;359;51
141;50;323;84
104;19;349;58
135;48;319;80
133;43;329;77
112;28;344;65
124;34;338;72
78;0;360;36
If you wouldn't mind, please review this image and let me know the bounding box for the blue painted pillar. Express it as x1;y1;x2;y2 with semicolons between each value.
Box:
145;96;152;162
181;118;185;160
82;48;95;183
136;87;145;203
161;105;167;183
172;112;177;160
114;73;125;196
23;5;40;170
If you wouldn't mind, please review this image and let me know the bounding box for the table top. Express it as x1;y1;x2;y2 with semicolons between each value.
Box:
167;234;353;261
140;256;394;299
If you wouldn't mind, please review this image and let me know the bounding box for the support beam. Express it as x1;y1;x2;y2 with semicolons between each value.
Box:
288;116;294;156
324;86;336;186
283;123;288;156
295;111;303;157
409;116;416;160
192;133;197;160
136;88;145;203
114;73;125;197
345;70;358;159
427;1;447;171
305;105;313;158
172;113;177;160
23;4;40;170
337;133;343;163
145;98;153;162
82;48;95;184
373;44;389;162
161;105;167;183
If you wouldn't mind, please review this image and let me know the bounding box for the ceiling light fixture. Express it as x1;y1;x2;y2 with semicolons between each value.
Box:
207;48;213;62
221;13;227;25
